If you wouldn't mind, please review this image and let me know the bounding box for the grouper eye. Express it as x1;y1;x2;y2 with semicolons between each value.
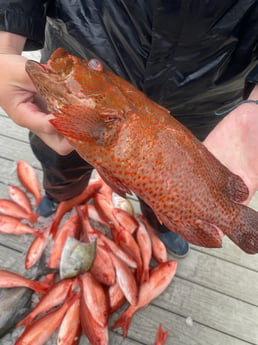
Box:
88;59;103;72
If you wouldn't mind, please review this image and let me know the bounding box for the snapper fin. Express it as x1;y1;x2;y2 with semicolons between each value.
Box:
111;306;134;337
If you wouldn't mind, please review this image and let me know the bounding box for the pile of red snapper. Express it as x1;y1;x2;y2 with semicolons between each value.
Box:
0;160;177;345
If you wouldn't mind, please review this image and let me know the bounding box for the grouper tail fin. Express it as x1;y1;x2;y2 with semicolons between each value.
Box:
227;204;258;254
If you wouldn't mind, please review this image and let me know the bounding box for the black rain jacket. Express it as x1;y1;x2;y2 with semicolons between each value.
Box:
0;0;258;139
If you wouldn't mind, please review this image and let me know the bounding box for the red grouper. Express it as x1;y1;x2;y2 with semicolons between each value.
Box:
26;48;258;254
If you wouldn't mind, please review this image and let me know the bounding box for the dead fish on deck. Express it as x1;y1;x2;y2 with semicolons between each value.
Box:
26;48;258;254
0;256;52;338
60;237;96;279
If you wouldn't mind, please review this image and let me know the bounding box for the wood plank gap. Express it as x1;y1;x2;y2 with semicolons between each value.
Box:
0;243;23;254
191;246;258;273
173;276;258;308
158;307;258;345
0;133;29;144
0;156;16;162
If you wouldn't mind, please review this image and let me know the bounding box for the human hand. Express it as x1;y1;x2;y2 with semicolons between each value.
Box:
0;53;74;155
203;87;258;204
0;32;73;155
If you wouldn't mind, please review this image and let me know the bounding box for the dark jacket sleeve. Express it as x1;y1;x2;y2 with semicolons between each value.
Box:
0;0;47;50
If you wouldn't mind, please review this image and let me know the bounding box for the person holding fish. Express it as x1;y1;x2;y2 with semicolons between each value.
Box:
0;1;257;257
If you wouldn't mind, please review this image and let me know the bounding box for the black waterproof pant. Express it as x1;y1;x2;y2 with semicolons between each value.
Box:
29;132;93;201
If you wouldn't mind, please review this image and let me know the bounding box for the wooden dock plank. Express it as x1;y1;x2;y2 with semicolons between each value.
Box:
0;156;43;191
177;249;258;305
0;183;9;199
0;115;29;142
156;277;258;344
193;237;258;272
0;233;33;254
117;304;252;345
0;244;24;269
0;135;40;168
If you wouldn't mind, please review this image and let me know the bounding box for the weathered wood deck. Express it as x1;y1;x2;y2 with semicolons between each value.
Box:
0;51;258;345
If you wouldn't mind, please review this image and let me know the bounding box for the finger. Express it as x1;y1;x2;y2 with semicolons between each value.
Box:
6;55;36;90
37;132;74;156
10;101;55;134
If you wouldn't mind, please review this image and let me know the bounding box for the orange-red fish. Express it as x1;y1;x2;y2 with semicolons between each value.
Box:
48;214;81;269
77;205;116;285
90;241;116;286
17;278;73;327
108;281;126;314
93;228;137;269
50;179;102;237
88;204;110;227
137;214;167;263
8;185;33;214
15;294;79;345
80;272;109;327
25;230;49;269
0;215;41;237
0;270;49;294
154;324;169;345
93;193;122;243
26;48;258;254
0;199;38;223
112;260;177;337
80;295;109;345
57;296;81;345
16;160;42;206
118;229;143;282
136;221;152;284
107;249;138;306
97;174;113;203
112;207;138;234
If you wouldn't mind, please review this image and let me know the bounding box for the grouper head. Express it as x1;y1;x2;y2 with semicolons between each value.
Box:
25;48;133;147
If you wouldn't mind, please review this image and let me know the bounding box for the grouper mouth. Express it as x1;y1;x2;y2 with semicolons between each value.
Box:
25;60;62;97
25;51;105;113
25;57;76;112
25;59;71;84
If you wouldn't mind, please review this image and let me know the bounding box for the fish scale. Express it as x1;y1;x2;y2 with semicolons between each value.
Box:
26;48;258;254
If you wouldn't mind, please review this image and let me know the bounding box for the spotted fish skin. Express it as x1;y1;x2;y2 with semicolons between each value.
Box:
26;48;258;254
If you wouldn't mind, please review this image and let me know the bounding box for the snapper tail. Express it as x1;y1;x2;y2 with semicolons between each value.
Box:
111;305;136;338
154;324;169;345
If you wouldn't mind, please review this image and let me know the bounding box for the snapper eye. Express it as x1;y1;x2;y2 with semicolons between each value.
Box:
88;59;103;72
